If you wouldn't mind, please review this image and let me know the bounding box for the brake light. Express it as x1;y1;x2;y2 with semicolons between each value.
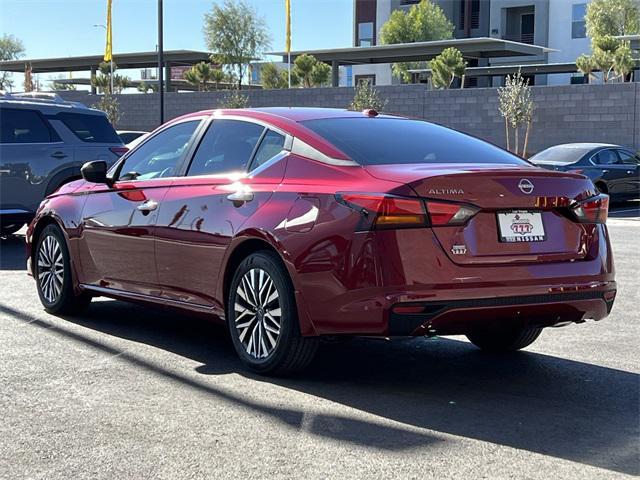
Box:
336;194;479;229
110;146;129;157
426;201;479;226
568;169;584;175
571;194;609;224
336;193;427;228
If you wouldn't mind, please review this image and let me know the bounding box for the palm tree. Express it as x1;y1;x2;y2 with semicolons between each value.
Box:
184;68;200;91
194;62;214;91
211;68;225;90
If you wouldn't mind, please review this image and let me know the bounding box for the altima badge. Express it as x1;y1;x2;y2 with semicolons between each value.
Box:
452;244;467;255
518;179;534;194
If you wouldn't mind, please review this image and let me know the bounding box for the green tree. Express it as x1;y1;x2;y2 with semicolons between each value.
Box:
204;0;271;90
0;34;25;90
576;53;597;81
498;71;535;157
613;40;635;78
349;80;387;111
51;75;77;91
184;68;200;90
379;0;454;82
293;54;330;87
429;47;466;89
260;63;286;89
211;68;225;90
586;0;640;38
194;62;214;90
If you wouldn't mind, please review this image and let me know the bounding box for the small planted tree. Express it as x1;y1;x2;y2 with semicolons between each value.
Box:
498;71;535;157
220;89;250;108
429;47;466;89
260;63;286;89
349;80;387;112
0;34;25;90
92;94;121;126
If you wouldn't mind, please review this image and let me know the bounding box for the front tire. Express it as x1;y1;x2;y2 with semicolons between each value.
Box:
227;251;318;375
466;325;542;353
35;224;91;315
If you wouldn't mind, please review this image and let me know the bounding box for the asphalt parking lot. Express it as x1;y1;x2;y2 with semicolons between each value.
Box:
1;204;638;480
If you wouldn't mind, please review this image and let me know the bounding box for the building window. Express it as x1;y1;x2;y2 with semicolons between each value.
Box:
358;22;374;47
400;0;421;4
355;74;375;86
459;0;480;30
572;4;587;38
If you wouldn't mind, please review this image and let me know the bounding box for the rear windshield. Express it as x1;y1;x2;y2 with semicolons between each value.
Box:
529;146;590;164
57;112;122;143
301;117;526;166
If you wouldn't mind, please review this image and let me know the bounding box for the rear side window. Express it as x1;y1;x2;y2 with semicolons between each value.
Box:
250;130;286;170
592;149;618;165
57;112;121;143
187;119;264;176
0;108;54;143
616;150;640;165
301;117;526;166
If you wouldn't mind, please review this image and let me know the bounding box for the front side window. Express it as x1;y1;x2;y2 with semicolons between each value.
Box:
57;112;121;143
187;119;264;176
617;150;640;165
0;108;54;143
117;120;200;181
572;4;587;39
302;117;527;166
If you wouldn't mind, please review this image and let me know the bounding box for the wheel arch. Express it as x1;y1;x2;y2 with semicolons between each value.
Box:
219;232;318;336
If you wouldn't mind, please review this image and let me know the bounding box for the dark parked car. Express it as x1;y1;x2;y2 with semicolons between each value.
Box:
530;143;639;201
26;108;616;374
0;92;127;236
117;130;148;145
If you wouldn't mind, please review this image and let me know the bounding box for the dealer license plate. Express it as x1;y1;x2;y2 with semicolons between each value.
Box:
497;211;546;243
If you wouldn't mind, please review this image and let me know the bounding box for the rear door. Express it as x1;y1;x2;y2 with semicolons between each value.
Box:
77;119;200;295
0;106;72;214
155;118;288;310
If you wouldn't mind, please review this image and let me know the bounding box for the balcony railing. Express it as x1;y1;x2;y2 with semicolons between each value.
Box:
502;33;535;44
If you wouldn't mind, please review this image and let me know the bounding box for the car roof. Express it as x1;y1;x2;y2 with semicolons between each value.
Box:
544;143;620;150
0;97;106;116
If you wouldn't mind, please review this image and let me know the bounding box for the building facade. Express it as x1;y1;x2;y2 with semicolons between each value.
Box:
349;0;594;86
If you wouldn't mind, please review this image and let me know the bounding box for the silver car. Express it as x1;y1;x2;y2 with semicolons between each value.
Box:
0;93;126;235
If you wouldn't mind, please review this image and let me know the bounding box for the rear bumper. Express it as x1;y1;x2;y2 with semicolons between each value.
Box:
388;286;616;336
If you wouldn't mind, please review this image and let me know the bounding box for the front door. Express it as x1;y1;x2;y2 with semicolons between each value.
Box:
77;119;201;295
155;119;288;311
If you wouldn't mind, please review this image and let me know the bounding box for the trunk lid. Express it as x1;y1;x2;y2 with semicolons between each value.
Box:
365;163;598;265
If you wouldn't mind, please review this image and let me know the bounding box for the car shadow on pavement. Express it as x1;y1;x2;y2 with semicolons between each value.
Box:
4;299;637;476
0;234;26;270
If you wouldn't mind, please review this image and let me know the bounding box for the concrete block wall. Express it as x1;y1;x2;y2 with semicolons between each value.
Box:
61;82;639;154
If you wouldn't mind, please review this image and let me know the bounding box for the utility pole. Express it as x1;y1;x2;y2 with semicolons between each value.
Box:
158;0;164;124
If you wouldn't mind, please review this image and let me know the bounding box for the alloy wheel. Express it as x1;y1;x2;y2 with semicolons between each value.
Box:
234;268;282;359
37;234;64;303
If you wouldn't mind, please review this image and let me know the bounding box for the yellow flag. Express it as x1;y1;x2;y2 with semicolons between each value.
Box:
285;0;291;53
104;0;113;62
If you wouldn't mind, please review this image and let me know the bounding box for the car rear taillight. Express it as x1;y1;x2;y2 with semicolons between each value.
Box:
571;193;609;224
336;193;478;229
568;169;584;175
110;146;129;157
426;201;479;226
337;193;427;228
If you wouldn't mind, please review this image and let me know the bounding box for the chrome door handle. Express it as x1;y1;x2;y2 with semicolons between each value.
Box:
601;169;609;174
51;151;68;159
137;200;158;212
227;191;254;203
627;170;634;174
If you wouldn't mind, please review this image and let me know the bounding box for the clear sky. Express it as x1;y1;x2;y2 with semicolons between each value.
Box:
0;0;353;87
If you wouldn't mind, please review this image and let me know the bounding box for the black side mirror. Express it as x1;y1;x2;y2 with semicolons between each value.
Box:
81;160;109;184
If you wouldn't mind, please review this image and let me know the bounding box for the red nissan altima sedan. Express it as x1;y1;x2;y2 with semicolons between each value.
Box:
26;108;616;374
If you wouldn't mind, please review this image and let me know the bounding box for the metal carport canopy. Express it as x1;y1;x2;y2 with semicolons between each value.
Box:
270;37;551;65
0;49;212;73
270;37;552;86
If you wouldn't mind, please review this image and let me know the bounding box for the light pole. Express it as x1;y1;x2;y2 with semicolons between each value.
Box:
158;0;164;124
93;24;114;95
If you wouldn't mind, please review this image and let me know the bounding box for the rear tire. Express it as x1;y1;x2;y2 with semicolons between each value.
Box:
595;182;608;195
35;224;91;315
227;250;318;375
1;223;24;237
466;325;542;353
